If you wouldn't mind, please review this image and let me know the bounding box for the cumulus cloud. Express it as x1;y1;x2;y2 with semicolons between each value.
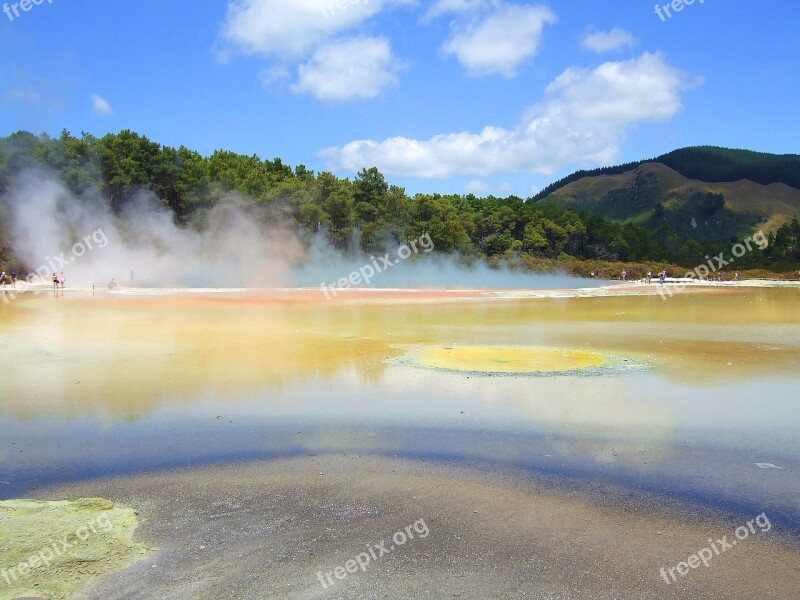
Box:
215;0;411;102
464;180;513;196
581;27;636;53
442;3;557;77
216;0;409;59
319;52;689;178
292;37;403;102
90;94;113;116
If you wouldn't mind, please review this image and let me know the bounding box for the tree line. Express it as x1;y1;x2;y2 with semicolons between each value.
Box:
1;130;798;272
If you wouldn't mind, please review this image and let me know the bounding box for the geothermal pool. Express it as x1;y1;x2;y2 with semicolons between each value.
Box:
0;285;799;598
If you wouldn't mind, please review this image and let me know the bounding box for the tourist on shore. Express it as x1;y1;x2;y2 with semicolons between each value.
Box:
646;271;652;284
52;273;59;289
10;271;16;288
60;272;66;289
622;269;627;281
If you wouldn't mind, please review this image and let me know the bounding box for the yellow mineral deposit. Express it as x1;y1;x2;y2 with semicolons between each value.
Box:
0;498;150;600
416;345;608;374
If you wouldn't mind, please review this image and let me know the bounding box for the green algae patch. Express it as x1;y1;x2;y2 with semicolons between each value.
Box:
0;498;151;600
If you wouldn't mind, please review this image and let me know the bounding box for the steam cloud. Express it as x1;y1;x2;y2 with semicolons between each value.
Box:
2;169;304;287
1;168;592;290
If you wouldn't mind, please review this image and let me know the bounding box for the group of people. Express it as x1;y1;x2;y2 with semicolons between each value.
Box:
0;271;17;288
643;271;667;284
706;271;740;282
51;272;66;289
641;270;744;284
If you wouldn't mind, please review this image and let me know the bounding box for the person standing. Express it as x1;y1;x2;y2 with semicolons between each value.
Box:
52;273;59;289
10;271;16;288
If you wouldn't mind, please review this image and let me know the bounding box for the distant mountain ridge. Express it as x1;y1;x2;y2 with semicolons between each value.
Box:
533;146;800;202
536;146;800;243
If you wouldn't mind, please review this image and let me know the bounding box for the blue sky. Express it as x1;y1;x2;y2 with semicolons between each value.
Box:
1;0;798;197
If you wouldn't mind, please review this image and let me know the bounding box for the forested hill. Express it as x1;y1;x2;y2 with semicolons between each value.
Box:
533;146;800;202
536;147;800;249
1;130;799;273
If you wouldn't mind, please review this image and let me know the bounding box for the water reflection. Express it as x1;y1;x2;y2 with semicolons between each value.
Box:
1;289;799;425
1;287;798;532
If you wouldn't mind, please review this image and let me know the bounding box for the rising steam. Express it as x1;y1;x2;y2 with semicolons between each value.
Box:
1;168;592;290
2;168;305;287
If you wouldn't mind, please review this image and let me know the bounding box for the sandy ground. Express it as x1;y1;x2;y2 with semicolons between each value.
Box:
20;455;800;600
4;278;800;306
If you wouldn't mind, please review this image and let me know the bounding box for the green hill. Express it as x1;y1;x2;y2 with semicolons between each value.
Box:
537;147;800;243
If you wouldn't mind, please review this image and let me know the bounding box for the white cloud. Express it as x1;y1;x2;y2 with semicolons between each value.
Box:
90;94;113;116
216;0;411;103
442;3;557;77
5;88;42;105
464;180;513;196
260;65;290;87
319;52;689;178
291;37;402;102
1;87;64;114
216;0;409;60
581;27;636;53
422;0;486;21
